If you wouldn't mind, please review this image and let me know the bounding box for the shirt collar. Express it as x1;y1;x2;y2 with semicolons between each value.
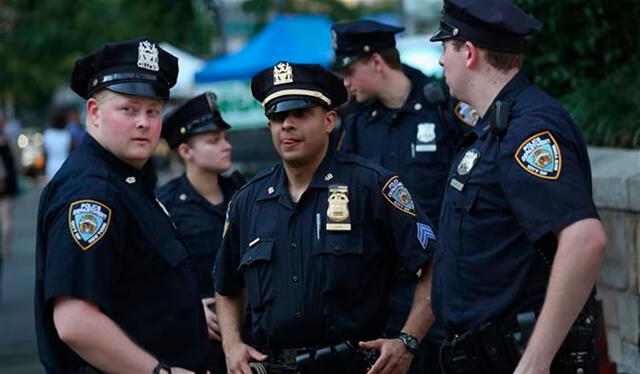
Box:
176;173;234;208
472;71;531;139
81;134;157;191
256;146;338;203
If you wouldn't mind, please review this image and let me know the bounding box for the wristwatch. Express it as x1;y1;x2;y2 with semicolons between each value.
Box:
397;332;420;355
152;362;171;374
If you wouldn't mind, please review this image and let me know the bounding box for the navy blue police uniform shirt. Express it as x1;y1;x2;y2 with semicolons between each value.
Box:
214;148;436;348
34;135;208;373
339;65;478;226
434;72;599;333
157;174;240;297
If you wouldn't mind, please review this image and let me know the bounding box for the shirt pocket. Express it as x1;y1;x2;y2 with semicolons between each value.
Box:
238;239;275;311
312;232;364;294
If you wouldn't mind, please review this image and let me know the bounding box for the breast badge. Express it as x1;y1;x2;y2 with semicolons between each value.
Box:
68;199;112;251
416;123;437;152
515;130;562;180
457;148;481;176
382;176;416;216
326;185;351;231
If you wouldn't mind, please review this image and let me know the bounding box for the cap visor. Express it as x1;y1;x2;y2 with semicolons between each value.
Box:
266;99;324;116
190;121;231;135
106;82;168;100
332;55;359;70
430;29;453;42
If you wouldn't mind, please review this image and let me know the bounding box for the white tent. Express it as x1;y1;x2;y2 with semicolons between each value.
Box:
159;42;205;99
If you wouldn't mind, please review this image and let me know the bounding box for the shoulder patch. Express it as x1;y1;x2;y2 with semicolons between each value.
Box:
382;176;416;216
454;102;480;128
68;200;112;251
514;130;562;180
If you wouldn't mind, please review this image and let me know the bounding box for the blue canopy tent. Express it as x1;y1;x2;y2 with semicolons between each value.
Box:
195;14;333;83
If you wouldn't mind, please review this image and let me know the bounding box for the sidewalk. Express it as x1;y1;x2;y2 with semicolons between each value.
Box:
0;185;45;373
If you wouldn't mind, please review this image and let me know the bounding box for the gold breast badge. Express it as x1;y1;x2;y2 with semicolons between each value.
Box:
326;185;351;231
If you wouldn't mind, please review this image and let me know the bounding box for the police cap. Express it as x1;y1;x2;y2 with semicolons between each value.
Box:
430;0;541;53
71;37;178;100
331;20;404;70
162;92;230;149
251;62;347;116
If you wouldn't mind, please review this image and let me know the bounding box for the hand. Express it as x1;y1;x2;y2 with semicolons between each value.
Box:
359;338;413;374
202;297;221;341
170;368;195;374
513;355;551;374
224;341;268;374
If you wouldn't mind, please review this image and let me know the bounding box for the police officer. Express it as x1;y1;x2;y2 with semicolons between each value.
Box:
214;62;438;374
158;92;246;374
332;20;478;222
34;38;208;374
429;1;607;373
331;20;477;374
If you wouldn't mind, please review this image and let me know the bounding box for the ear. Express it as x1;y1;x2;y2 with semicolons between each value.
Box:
464;41;480;68
86;98;100;130
176;142;192;161
324;110;337;134
371;53;385;73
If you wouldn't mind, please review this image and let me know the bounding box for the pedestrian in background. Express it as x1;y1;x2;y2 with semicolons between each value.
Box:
65;105;86;150
430;1;606;373
0;110;18;300
158;91;246;374
43;109;71;181
34;38;208;374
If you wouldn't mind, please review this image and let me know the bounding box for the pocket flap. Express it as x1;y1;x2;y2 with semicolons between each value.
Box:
239;239;274;269
314;234;363;256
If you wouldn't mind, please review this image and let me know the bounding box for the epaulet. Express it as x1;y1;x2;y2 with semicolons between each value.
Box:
335;152;389;177
235;165;278;194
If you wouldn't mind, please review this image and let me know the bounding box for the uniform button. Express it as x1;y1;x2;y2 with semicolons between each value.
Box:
248;255;253;261
292;275;299;282
290;242;297;248
414;103;422;111
179;193;187;201
371;110;378;117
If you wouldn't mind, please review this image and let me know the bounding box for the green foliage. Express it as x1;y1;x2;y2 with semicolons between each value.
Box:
0;0;215;109
516;0;640;148
241;0;395;34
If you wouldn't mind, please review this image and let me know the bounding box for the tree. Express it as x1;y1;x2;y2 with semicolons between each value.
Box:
0;0;216;112
516;0;640;147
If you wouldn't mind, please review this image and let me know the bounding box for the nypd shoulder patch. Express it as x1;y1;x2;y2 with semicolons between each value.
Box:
514;130;562;180
455;102;480;128
416;222;436;250
68;199;112;251
382;176;416;216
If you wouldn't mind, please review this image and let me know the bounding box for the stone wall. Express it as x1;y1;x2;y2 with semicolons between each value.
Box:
590;147;640;373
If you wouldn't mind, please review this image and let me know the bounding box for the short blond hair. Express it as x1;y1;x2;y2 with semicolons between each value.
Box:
85;89;117;129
